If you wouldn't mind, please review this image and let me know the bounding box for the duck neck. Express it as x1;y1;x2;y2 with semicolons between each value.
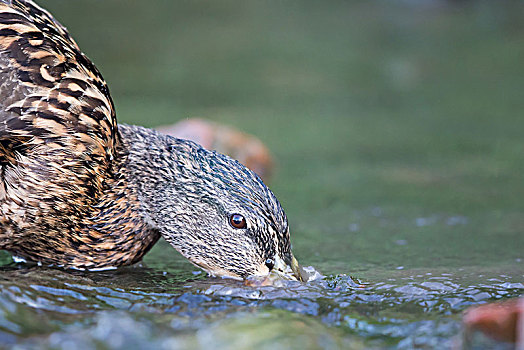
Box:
79;133;162;268
71;124;166;268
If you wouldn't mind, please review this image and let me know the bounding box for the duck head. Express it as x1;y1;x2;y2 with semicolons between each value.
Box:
123;125;307;281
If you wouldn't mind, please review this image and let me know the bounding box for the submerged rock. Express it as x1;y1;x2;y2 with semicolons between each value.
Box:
463;297;524;346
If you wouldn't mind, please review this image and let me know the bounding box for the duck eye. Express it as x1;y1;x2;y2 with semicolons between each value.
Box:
229;214;247;229
265;258;275;271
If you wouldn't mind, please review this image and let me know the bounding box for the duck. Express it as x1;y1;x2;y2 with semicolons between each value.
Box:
156;118;274;182
0;0;307;281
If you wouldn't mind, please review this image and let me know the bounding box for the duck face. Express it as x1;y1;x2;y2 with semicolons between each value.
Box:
145;137;306;281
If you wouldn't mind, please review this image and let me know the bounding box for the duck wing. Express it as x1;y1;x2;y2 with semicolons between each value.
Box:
0;0;117;230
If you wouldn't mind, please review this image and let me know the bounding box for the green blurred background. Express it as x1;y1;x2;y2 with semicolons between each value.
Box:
44;0;524;276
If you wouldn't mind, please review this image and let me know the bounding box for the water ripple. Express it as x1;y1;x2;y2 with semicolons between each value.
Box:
0;265;522;348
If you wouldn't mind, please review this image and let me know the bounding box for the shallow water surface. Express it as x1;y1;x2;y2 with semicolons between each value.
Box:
0;256;522;349
1;0;524;349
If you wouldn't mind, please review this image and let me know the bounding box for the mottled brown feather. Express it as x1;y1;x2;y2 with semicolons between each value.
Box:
0;0;302;280
0;0;158;268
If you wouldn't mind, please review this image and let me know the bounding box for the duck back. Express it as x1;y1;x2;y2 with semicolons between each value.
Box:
0;0;159;267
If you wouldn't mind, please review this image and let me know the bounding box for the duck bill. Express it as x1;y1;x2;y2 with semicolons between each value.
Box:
273;253;309;282
289;254;309;282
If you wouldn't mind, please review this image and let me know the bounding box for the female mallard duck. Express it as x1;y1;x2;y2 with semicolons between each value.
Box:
0;0;306;281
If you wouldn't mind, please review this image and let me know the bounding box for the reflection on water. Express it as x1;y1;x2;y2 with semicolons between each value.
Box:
0;263;522;349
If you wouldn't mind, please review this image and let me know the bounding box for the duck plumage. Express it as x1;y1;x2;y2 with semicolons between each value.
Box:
0;0;306;280
0;0;153;268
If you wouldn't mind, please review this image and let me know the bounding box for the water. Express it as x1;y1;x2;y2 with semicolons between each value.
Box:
2;0;524;348
0;258;522;349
